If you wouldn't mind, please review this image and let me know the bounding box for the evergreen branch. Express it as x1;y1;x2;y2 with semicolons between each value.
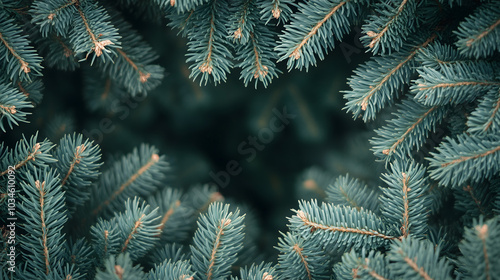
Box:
334;249;392;280
236;262;278;280
293;244;312;280
463;185;486;216
92;153;160;215
4;144;40;175
259;0;294;25
89;144;168;217
325;174;381;214
70;0;121;64
0;132;56;178
98;10;164;95
442;146;500;167
147;187;193;243
0;12;43;81
91;218;120;263
458;216;500;280
190;202;245;280
166;8;195;37
401;254;432;280
0;32;29;74
0;82;33;132
412;61;499;106
30;0;78;37
289;200;395;252
16;78;44;105
157;0;208;13
18;168;67;278
428;133;500;187
228;0;254;44
388;237;453;280
362;0;418;54
344;33;436;121
380;161;431;239
368;0;410;47
185;0;233;85
276;232;331;279
147;259;195;280
290;1;346;60
52;133;102;215
468;88;500;135
149;243;190;265
95;253;145;280
370;97;447;160
416;42;466;69
64;238;94;277
235;24;280;88
454;1;500;58
276;0;362;71
113;198;161;261
454;181;497;224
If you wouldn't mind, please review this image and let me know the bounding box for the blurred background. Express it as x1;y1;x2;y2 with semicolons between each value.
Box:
4;14;388;257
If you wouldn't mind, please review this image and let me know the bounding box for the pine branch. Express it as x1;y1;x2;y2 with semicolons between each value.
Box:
370;96;447;160
30;0;78;37
276;0;364;71
149;243;190;265
186;0;233;85
36;34;79;71
412;61;500;106
64;238;94;278
89;144;169;217
70;0;121;64
289;200;395;252
234;262;277;280
276;232;332;279
258;0;294;25
388;237;453;280
146;187;193;243
235;24;280;88
95;253;145;280
115;198;161;261
146;259;194;280
458;216;500;280
454;181;496;224
18;168;67;278
15;78;44;105
361;0;419;54
344;33;436;121
0;82;33;132
454;1;500;58
467;88;500;135
428;133;500;188
90;218;121;263
0;11;43;82
325;174;380;214
380;160;431;239
98;9;165;95
334;249;392;280
52;133;102;215
190;202;245;280
0;132;56;178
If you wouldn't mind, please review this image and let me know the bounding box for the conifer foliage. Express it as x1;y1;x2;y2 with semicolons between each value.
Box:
1;0;500;279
